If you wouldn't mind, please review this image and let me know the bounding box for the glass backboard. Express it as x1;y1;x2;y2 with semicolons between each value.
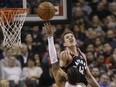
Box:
0;0;72;25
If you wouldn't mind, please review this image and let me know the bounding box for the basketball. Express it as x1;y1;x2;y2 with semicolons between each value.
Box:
37;2;55;21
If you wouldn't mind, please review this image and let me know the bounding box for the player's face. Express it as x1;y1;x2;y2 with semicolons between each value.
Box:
63;33;77;47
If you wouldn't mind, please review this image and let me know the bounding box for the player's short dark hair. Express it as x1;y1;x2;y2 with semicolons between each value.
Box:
61;30;74;43
67;67;81;85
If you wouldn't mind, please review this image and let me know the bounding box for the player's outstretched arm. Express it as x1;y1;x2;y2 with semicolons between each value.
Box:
43;22;67;87
43;22;58;65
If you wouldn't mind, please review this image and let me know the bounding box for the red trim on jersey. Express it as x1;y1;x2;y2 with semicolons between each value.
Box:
77;48;85;60
63;57;73;68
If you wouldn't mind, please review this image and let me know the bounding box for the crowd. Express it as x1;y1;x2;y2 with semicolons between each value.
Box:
0;0;116;87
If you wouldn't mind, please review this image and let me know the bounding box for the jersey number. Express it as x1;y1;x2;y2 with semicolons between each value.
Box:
79;66;84;75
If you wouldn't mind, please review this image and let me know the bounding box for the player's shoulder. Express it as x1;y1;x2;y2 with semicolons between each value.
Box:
77;48;87;61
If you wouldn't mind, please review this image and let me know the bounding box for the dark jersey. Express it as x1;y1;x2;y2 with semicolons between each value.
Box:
61;52;88;85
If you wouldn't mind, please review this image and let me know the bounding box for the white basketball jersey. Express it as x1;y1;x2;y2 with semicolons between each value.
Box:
65;82;82;87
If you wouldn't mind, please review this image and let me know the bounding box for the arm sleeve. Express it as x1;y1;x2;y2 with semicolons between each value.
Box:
48;36;58;64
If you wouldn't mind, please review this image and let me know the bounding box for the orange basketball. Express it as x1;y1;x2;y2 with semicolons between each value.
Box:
37;2;55;21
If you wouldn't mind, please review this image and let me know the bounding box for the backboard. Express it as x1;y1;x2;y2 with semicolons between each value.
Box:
0;0;72;25
0;1;28;49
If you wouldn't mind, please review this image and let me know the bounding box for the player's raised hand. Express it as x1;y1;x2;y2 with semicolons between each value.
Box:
43;22;55;37
60;50;72;65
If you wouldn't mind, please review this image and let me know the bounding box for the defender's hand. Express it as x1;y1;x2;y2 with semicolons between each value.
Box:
60;50;72;62
43;22;55;37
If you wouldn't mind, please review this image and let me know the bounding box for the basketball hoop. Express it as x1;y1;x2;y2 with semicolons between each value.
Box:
0;8;28;50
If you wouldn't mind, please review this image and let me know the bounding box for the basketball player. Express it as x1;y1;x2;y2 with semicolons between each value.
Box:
59;26;100;87
60;31;88;85
43;22;86;87
43;22;99;87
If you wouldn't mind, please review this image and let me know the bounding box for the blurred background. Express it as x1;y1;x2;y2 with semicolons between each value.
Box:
0;0;116;87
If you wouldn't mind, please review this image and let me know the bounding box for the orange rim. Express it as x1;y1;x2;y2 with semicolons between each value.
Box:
0;8;28;23
0;8;28;13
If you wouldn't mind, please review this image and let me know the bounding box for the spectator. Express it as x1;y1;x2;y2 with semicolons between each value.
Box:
1;56;24;87
21;26;32;42
27;0;40;14
86;44;97;57
54;24;64;44
84;27;97;46
31;26;43;45
17;43;31;68
99;74;110;87
78;0;92;16
31;26;46;56
91;15;103;30
86;51;95;68
109;82;116;87
110;2;116;17
105;15;116;30
0;48;21;67
110;72;116;84
105;29;116;48
33;53;41;66
71;6;90;27
101;0;109;8
110;48;116;69
94;37;104;55
95;54;107;74
103;43;113;64
24;33;37;56
72;23;85;41
23;58;43;87
86;44;95;52
90;2;111;21
90;15;105;38
91;67;100;82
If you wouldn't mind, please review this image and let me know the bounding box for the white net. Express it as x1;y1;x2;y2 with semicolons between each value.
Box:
0;8;28;49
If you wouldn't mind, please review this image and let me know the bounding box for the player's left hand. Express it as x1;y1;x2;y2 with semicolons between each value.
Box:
43;22;55;37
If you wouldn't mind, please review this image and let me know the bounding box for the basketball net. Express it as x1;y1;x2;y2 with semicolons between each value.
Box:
0;8;28;51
